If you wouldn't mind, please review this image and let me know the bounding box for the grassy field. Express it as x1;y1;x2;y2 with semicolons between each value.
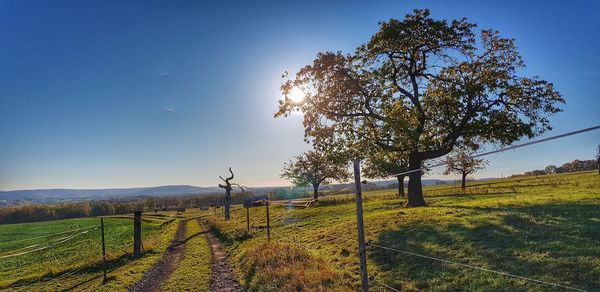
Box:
206;171;600;291
162;218;211;291
0;212;180;291
1;171;597;291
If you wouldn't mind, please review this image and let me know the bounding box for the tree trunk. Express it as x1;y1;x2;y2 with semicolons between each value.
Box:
224;189;231;220
406;155;427;207
461;173;467;190
313;183;319;200
396;175;405;197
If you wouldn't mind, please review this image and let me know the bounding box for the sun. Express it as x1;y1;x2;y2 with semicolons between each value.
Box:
288;87;305;103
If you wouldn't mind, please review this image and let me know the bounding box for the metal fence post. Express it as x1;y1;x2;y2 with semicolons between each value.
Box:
353;159;369;292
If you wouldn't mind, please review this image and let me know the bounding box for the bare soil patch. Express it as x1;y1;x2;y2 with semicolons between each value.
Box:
128;220;187;292
203;222;242;292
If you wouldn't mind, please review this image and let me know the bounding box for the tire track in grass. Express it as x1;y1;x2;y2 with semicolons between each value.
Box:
128;220;187;292
162;219;211;291
202;222;241;292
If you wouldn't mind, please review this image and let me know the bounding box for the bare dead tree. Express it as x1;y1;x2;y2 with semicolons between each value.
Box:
218;167;234;220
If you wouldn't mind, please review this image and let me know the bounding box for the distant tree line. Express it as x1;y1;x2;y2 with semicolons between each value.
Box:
0;188;319;225
0;201;144;224
510;159;597;177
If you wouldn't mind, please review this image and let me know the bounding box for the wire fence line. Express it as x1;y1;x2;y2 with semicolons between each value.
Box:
2;220;128;257
209;124;599;290
270;228;397;292
3;215;174;290
367;243;587;291
4;225;100;245
265;196;591;291
370;277;400;292
388;124;600;178
3;216;150;258
0;229;95;259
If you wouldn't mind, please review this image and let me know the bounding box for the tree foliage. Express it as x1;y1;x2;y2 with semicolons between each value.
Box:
275;9;564;206
362;151;409;196
443;149;488;189
281;150;350;200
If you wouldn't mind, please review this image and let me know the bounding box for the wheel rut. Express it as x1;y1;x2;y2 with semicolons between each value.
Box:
128;220;187;292
202;220;242;292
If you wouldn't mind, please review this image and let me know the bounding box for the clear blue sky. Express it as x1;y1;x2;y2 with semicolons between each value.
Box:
1;0;599;190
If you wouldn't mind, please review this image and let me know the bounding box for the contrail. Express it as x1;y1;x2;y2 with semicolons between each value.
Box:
162;106;176;113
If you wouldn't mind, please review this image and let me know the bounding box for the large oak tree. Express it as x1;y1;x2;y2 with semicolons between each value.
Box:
275;9;563;206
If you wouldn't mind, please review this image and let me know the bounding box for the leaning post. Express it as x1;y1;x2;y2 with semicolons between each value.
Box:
353;159;369;292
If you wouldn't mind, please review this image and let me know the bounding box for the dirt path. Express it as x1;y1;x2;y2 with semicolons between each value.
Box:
202;221;242;292
128;220;187;292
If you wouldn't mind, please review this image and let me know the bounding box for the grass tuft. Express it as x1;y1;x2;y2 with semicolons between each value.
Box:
239;242;341;291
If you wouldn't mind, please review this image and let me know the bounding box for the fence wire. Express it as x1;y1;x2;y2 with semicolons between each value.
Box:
388;124;600;178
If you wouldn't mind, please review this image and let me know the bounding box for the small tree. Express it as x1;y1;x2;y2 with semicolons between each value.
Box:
218;167;235;220
281;150;350;200
444;149;488;190
363;152;409;197
544;165;557;175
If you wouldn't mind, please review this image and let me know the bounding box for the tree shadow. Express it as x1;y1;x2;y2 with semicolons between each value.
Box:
426;190;517;199
369;202;599;291
170;230;209;248
9;253;136;290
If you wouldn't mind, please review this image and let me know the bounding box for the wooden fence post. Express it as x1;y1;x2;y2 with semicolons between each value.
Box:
246;207;250;232
133;211;142;257
101;217;107;282
353;159;369;292
266;201;270;242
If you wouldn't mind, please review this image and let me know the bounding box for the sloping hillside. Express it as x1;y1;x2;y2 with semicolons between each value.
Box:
207;171;600;291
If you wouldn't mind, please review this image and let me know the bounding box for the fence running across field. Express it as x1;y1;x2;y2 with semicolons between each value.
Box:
1;214;172;291
267;212;588;291
228;125;599;291
2;125;598;290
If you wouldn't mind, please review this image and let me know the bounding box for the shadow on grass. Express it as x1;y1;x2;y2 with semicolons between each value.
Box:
9;252;138;290
425;190;517;199
168;229;209;249
370;203;599;291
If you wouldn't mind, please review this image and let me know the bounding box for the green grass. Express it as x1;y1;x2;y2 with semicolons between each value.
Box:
1;212;180;291
162;218;211;291
206;171;600;291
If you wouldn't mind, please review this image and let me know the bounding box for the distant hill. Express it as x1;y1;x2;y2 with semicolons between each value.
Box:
1;178;499;207
0;185;222;202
